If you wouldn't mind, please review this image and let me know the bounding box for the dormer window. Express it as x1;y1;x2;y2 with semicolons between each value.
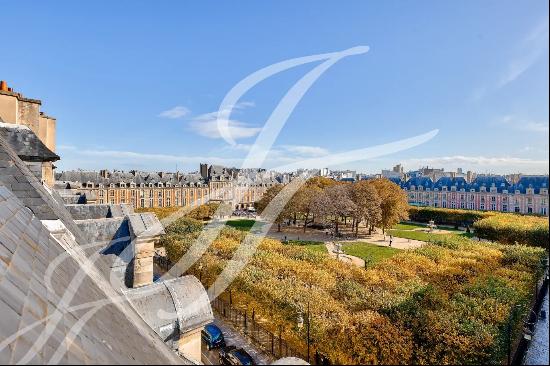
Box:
110;183;115;188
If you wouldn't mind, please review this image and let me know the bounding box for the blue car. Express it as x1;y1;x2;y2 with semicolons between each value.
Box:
219;346;255;365
202;324;226;350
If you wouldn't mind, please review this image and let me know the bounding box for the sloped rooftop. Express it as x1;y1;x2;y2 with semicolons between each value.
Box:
0;135;188;364
0;122;59;162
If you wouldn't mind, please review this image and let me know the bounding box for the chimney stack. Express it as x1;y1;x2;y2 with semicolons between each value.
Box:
0;80;8;92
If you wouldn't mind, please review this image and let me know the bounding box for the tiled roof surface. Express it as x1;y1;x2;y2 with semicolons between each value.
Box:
401;175;549;193
0;122;59;162
1;136;188;364
0;187;186;364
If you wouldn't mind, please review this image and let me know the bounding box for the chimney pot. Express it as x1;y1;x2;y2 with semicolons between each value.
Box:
0;80;8;92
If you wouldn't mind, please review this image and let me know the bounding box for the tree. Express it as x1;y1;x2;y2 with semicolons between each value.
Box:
369;178;409;233
255;184;292;232
290;184;322;232
186;202;220;220
350;180;382;236
313;184;356;235
305;176;338;190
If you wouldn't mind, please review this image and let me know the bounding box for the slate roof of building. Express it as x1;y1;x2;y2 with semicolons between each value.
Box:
469;175;511;193
511;176;549;194
402;176;434;190
386;177;403;185
56;168;280;187
434;177;469;190
0;122;59;162
0;135;188;364
400;174;549;193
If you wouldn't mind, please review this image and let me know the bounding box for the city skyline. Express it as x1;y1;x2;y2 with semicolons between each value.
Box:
0;1;548;174
54;162;549;176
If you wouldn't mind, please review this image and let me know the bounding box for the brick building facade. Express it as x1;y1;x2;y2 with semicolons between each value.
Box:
55;166;276;210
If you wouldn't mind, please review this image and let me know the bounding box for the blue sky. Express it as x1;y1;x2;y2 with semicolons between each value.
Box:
1;1;548;174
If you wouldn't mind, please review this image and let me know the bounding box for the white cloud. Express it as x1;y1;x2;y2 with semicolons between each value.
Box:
402;155;549;174
158;106;190;119
280;145;329;157
496;115;549;133
231;101;255;110
223;143;330;157
57;146;243;171
189;118;262;139
58;142;333;172
57;144;76;150
188;101;260;140
519;146;549;154
523;121;550;133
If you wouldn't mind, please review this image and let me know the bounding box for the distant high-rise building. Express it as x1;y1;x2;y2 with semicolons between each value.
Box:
393;164;404;174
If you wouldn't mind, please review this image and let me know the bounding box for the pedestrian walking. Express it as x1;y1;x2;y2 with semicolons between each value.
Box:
389;235;393;247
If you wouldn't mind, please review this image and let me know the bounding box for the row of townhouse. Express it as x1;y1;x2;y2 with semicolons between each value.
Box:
399;175;549;216
55;169;276;209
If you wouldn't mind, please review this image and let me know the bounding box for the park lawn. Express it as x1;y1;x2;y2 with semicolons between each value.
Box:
225;219;259;231
392;222;427;230
388;229;474;242
341;241;400;265
286;239;327;254
392;221;466;232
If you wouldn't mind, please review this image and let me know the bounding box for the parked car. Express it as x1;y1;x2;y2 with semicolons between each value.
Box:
202;323;225;350
219;346;256;365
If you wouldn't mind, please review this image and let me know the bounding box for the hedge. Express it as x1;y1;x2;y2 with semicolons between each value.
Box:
407;206;493;227
473;214;549;248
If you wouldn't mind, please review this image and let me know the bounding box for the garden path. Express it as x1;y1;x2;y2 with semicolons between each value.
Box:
325;242;365;267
